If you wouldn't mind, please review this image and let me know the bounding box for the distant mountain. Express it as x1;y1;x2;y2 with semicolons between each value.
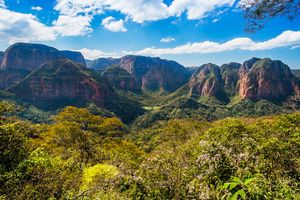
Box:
8;59;114;110
0;51;4;65
61;50;86;66
118;55;190;93
133;58;300;127
220;62;241;96
1;43;64;71
292;69;300;78
87;57;120;70
186;66;199;74
0;43;299;126
239;58;300;101
102;66;140;92
188;63;226;101
0;43;86;89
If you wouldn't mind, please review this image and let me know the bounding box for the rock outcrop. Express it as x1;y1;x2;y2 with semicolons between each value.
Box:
119;55;190;93
220;62;241;95
102;66;140;92
61;50;86;66
8;59;114;109
189;63;225;99
1;43;65;71
0;69;30;90
0;51;4;65
87;58;121;70
239;58;298;100
0;43;89;89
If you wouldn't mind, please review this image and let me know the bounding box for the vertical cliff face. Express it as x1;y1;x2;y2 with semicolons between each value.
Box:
188;63;225;99
119;55;190;93
102;66;140;92
60;50;86;66
220;62;241;96
1;43;64;71
87;58;121;70
8;59;115;109
0;43;88;89
239;58;296;100
0;51;3;65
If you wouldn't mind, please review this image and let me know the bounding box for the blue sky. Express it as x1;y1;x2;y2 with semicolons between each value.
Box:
0;0;300;68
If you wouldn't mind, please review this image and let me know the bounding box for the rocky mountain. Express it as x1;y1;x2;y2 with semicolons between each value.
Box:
118;55;190;93
239;58;299;101
0;51;3;65
8;59;114;110
1;43;64;71
188;63;226;101
292;69;300;78
102;66;140;92
87;58;120;70
61;50;86;66
220;62;241;96
0;43;86;89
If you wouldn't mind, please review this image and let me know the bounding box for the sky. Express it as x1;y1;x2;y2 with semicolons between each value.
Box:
0;0;300;68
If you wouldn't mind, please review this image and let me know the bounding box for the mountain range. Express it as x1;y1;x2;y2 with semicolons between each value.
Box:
0;42;299;126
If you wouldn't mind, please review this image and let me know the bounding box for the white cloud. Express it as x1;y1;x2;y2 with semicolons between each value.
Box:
31;6;43;11
291;45;300;50
53;15;93;36
103;0;169;23
160;37;175;43
0;0;5;8
127;30;300;56
101;16;127;32
0;7;93;44
54;0;104;16
0;0;238;44
78;48;120;60
76;30;300;59
54;0;236;24
0;8;56;44
212;18;220;23
168;0;235;20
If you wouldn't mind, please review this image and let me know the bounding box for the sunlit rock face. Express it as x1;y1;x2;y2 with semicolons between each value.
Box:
119;55;190;93
189;63;224;98
239;58;298;101
1;43;65;71
8;59;115;109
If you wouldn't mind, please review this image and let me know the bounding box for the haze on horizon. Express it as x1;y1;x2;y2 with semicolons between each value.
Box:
0;0;300;68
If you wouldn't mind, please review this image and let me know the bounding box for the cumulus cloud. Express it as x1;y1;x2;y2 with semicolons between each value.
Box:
53;15;93;36
101;16;127;32
0;7;93;44
103;0;169;23
127;30;300;56
76;30;300;59
54;0;104;16
0;0;239;44
0;8;56;44
168;0;235;20
0;0;5;8
31;6;43;11
160;37;176;43
78;48;120;60
54;0;236;23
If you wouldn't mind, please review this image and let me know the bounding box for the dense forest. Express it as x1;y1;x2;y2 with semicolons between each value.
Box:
1;1;300;199
1;101;299;199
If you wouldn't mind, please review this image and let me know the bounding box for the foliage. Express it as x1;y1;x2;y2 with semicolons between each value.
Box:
1;100;300;199
241;0;300;32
